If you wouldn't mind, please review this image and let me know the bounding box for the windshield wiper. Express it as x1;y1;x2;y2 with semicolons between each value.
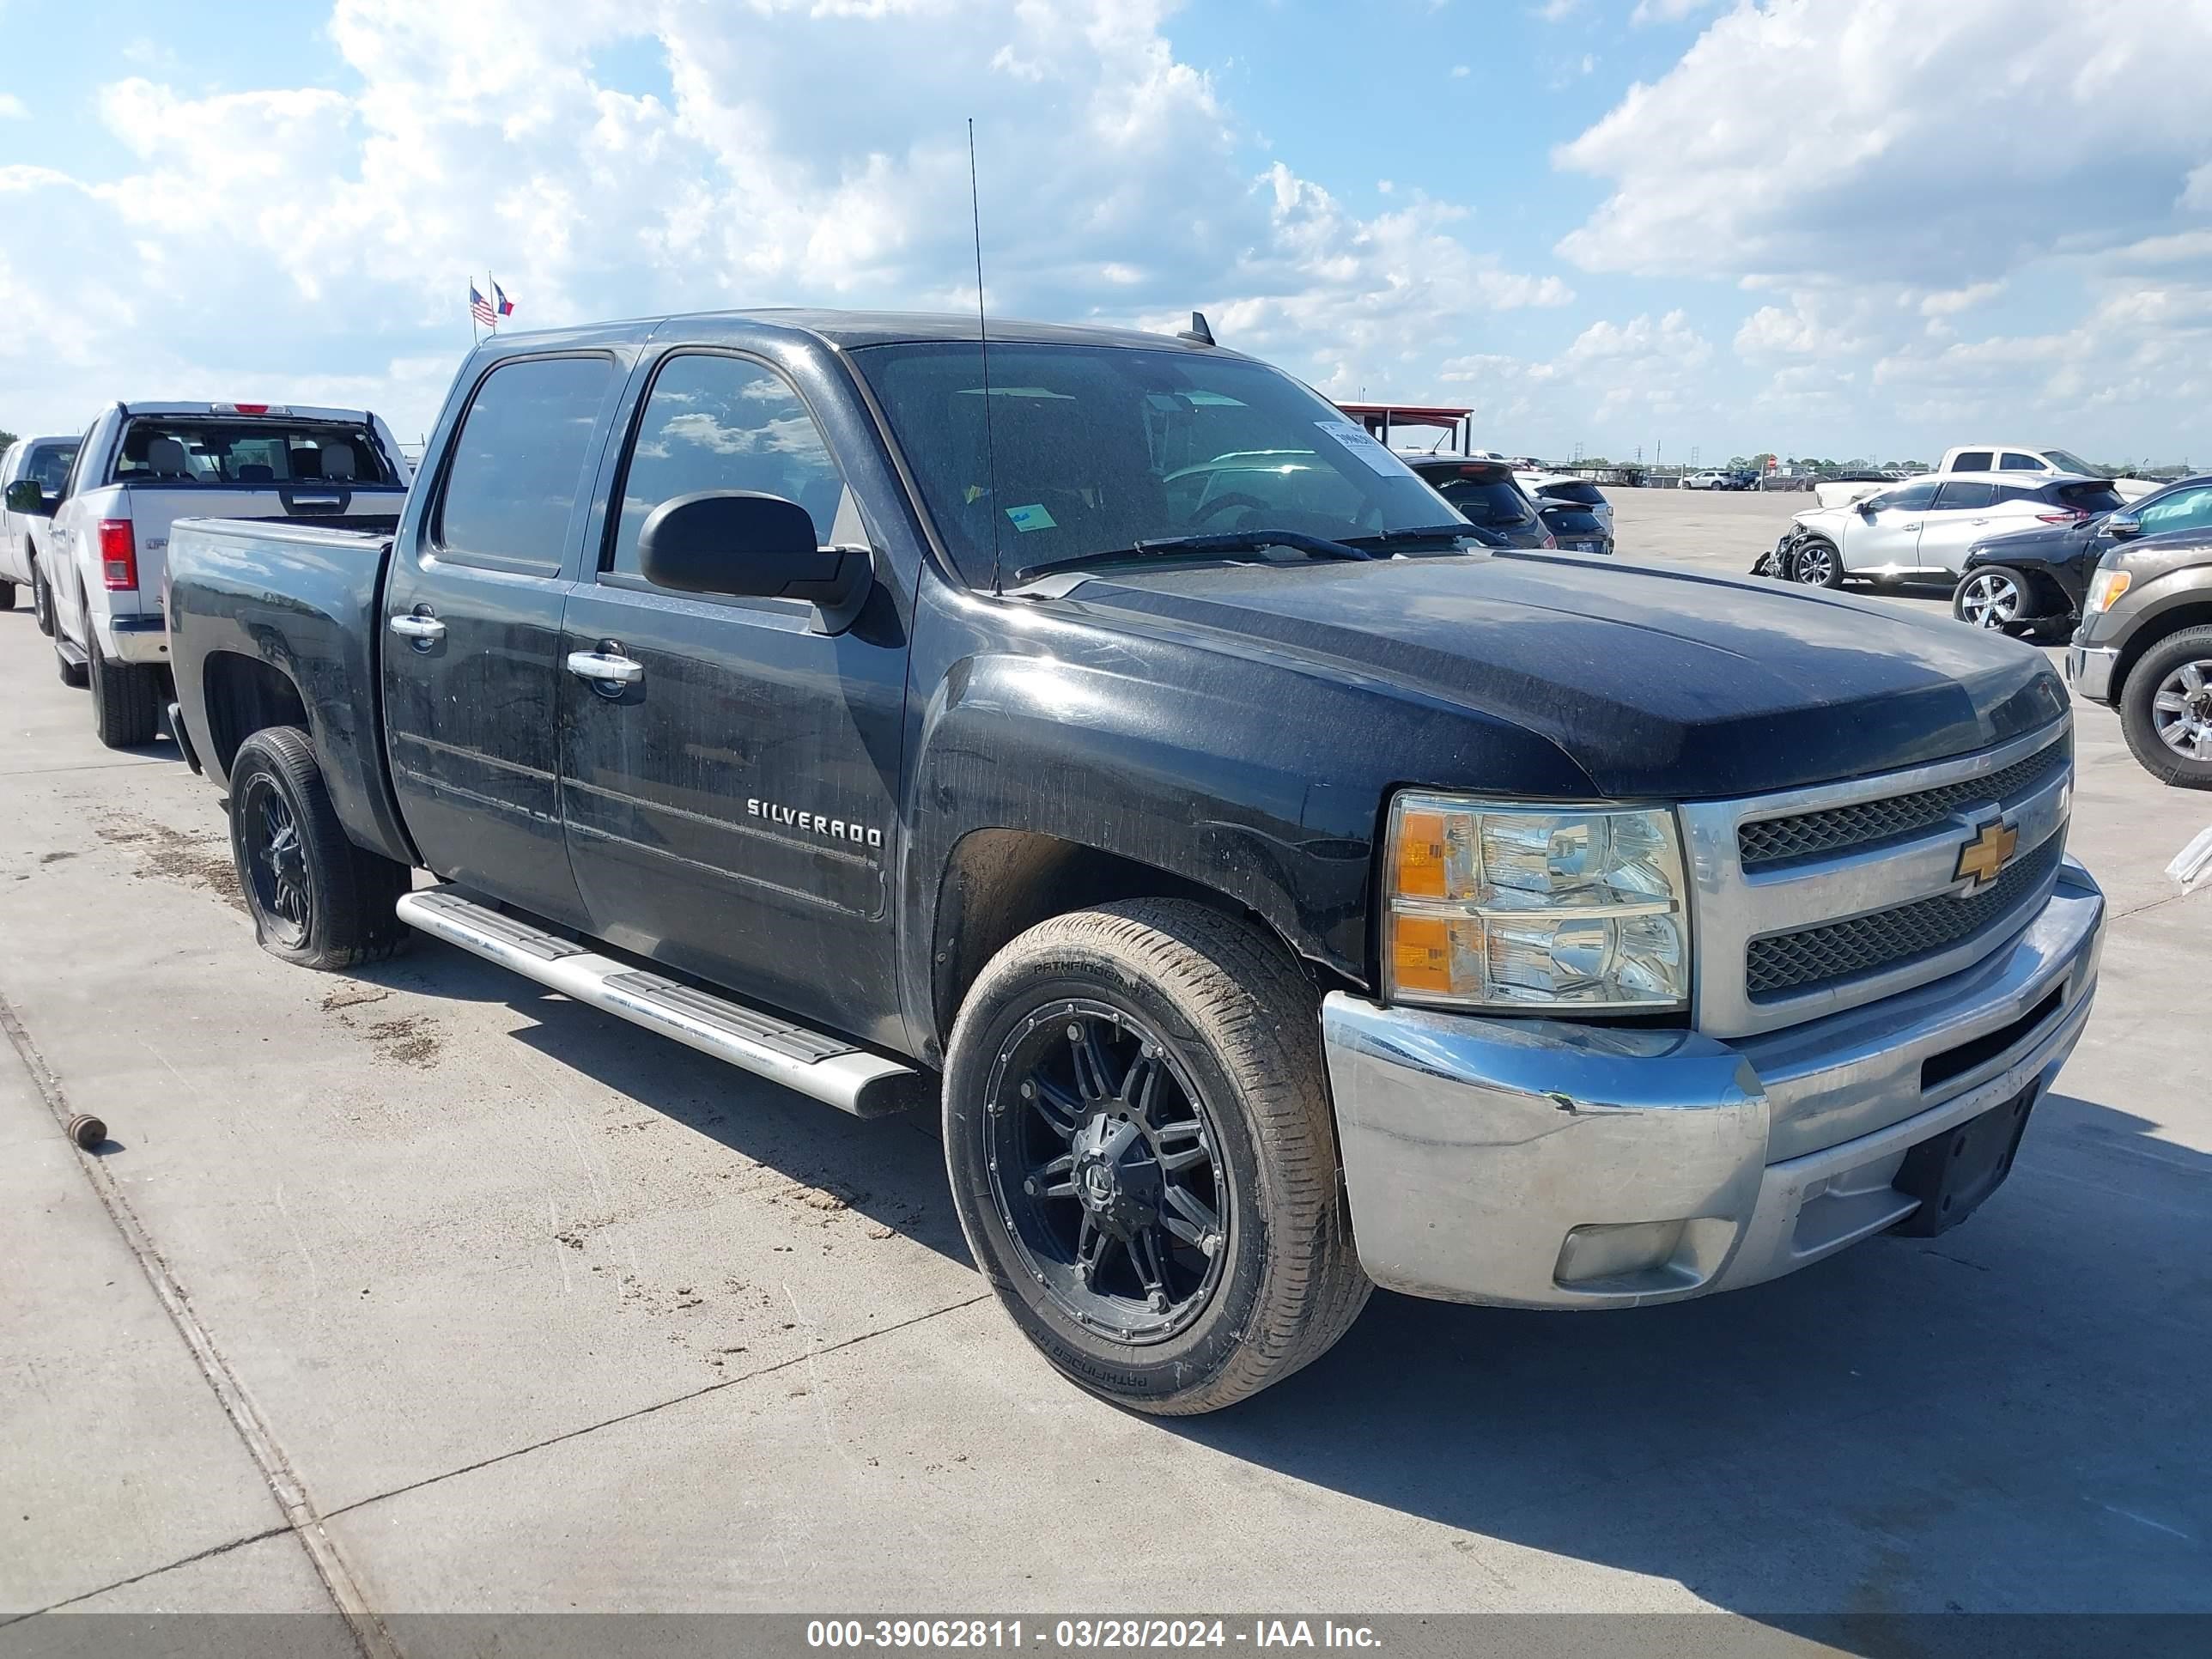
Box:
1341;523;1501;550
1011;528;1375;586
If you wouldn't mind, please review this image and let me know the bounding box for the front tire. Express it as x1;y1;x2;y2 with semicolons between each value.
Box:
1793;538;1844;588
2119;625;2212;789
943;900;1370;1415
88;632;161;748
31;561;55;637
1954;566;2031;634
228;726;415;968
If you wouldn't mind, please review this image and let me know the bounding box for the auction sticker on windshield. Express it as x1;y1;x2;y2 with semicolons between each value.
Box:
1313;419;1411;477
1005;503;1059;532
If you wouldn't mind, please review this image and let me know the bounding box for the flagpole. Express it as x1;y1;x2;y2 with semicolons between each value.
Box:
489;270;496;334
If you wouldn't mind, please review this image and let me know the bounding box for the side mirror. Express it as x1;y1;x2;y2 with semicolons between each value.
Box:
2105;513;2142;542
4;479;52;516
637;490;872;628
1856;498;1880;517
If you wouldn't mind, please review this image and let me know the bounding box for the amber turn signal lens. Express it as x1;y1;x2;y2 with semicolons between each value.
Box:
1395;810;1449;898
1389;914;1455;994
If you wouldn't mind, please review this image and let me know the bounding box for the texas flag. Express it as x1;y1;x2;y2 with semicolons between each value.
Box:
493;280;515;319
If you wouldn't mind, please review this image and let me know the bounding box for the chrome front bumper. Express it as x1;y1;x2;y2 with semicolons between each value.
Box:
1321;860;2105;1310
2066;643;2118;702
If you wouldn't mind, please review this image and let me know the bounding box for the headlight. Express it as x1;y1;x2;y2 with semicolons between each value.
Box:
2084;568;2131;615
1382;793;1690;1012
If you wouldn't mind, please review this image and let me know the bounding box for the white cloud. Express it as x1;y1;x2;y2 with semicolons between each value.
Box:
1630;0;1718;22
1557;0;2212;289
1450;64;1470;78
0;0;1574;439
0;94;27;121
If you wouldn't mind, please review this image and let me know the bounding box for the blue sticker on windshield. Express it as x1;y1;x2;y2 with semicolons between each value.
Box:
1006;503;1058;532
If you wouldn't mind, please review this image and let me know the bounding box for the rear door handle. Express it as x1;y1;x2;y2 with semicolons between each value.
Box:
389;612;445;641
566;649;643;685
1902;522;1923;532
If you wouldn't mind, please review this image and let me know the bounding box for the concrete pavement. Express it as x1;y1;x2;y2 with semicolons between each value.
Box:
1;489;2206;1644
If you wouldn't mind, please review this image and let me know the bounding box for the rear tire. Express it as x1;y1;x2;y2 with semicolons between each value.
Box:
88;632;161;748
2119;625;2212;790
943;899;1370;1415
0;580;15;611
228;726;415;968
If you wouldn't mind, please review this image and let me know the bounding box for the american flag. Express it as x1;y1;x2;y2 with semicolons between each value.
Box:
469;283;496;327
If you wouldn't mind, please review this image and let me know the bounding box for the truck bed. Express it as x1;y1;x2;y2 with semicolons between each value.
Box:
166;513;415;866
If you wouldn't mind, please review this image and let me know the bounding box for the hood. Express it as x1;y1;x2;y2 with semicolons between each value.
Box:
1054;550;2068;799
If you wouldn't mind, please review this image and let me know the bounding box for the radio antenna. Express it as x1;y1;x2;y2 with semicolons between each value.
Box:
969;118;1006;596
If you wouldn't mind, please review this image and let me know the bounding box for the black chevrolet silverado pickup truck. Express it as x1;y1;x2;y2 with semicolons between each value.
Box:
165;310;2106;1413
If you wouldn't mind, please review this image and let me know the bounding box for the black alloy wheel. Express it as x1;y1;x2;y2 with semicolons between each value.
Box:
983;1000;1227;1342
240;772;313;949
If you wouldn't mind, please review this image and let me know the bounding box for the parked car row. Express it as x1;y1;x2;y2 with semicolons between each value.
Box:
1751;464;2212;790
1399;456;1616;556
6;309;2105;1418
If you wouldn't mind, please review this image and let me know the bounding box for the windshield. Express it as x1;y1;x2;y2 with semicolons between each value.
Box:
25;442;76;492
2041;447;2096;477
854;343;1458;586
113;418;398;486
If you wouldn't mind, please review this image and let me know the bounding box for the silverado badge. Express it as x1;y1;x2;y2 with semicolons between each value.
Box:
1954;818;2019;890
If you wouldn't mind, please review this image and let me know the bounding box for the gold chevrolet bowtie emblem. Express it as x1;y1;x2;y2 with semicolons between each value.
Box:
1954;819;2019;888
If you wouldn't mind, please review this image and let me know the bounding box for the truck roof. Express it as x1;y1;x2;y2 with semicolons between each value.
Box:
113;401;377;422
487;308;1241;357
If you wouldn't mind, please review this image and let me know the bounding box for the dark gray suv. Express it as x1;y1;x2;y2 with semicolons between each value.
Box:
2067;478;2212;787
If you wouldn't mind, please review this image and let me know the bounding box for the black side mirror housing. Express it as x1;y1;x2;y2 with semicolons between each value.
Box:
2106;513;2142;541
4;479;52;516
636;490;872;629
1856;498;1880;517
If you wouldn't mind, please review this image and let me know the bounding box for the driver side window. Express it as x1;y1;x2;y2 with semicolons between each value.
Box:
2136;486;2212;536
1869;481;1940;514
610;353;847;580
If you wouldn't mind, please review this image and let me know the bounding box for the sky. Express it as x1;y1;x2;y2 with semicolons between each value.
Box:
3;0;2210;467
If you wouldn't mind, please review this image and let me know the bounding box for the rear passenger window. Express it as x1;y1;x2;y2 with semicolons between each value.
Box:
608;353;847;580
437;355;616;571
1934;481;1995;510
1999;452;2044;471
1951;451;1993;472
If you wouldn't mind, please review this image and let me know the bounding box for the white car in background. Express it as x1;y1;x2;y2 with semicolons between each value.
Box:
0;434;80;632
1680;470;1729;490
1777;471;2125;588
15;401;409;749
1936;443;2161;502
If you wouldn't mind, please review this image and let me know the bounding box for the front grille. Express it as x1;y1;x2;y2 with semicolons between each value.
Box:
1738;733;2069;869
1745;836;2063;1000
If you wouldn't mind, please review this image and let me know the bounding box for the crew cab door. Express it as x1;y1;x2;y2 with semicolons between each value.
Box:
381;349;629;927
556;346;908;1046
1842;478;1940;571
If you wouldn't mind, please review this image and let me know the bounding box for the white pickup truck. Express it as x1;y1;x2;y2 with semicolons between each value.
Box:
0;434;80;629
6;403;409;748
1936;444;2160;503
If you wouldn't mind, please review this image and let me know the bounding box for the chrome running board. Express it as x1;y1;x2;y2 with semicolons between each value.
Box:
396;887;924;1118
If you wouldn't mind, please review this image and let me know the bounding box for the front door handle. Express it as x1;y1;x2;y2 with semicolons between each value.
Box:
389;612;446;641
1902;522;1923;532
566;649;643;686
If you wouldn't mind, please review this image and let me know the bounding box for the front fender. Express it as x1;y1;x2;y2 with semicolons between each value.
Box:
894;610;1593;1055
